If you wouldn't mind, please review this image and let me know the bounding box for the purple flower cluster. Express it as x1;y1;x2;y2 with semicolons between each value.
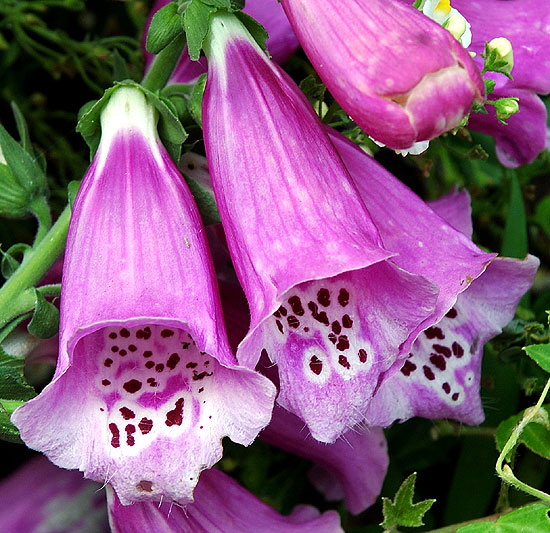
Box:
9;0;543;530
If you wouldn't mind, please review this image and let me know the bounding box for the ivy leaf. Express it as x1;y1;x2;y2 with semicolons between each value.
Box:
380;472;436;530
524;344;550;373
457;504;550;532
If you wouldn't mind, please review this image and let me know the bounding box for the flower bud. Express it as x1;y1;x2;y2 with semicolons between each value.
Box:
485;37;514;77
494;97;520;123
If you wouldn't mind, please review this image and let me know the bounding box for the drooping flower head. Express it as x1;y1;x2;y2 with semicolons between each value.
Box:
279;0;484;150
12;86;276;505
201;12;496;443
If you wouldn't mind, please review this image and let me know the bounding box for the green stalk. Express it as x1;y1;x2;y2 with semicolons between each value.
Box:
141;33;187;92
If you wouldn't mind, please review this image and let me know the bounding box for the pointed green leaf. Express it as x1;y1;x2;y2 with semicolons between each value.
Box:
502;172;528;258
457;504;550;532
0;346;35;401
189;73;207;127
27;289;59;339
381;472;436;529
524;344;550;373
146;1;185;54
184;0;217;61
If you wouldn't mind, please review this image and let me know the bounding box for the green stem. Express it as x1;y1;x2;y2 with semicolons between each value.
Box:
0;204;70;330
141;33;187;92
495;378;550;504
29;195;52;245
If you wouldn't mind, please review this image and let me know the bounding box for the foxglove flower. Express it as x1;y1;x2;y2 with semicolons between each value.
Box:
279;0;484;150
0;456;109;532
143;0;299;84
453;0;550;167
261;406;388;515
326;131;539;426
107;468;343;533
12;87;276;505
201;13;494;443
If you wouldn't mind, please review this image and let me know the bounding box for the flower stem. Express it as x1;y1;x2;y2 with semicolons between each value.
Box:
141;33;187;92
0;204;70;330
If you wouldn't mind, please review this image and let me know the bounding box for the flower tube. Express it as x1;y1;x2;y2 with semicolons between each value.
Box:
202;12;483;443
279;0;484;150
107;468;343;533
12;86;276;505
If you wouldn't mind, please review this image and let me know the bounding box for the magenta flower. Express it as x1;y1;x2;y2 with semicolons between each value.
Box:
326;131;539;426
107;468;343;533
11;87;276;505
261;406;388;515
279;0;484;149
200;13;495;443
142;0;299;84
453;0;550;167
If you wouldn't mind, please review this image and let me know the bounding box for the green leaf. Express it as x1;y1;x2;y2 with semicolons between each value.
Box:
27;289;60;339
380;472;436;529
457;504;550;532
189;74;207;127
1;243;32;280
524;344;550;373
10;101;32;154
67;180;81;209
496;405;550;460
501;172;528;259
184;176;220;225
146;1;185;54
203;0;244;9
184;0;217;61
533;195;550;239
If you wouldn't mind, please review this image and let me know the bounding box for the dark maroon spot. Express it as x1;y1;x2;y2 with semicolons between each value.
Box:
288;295;304;316
328;332;337;345
338;355;350;369
136;480;153;492
277;305;287;317
452;341;464;358
204;360;210;365
317;288;331;307
198;387;204;393
452;392;459;401
136;330;144;339
142;327;151;340
304;327;309;332
143;350;153;358
128;344;137;353
401;360;417;376
109;332;118;339
182;342;191;349
276;320;284;334
287;315;300;329
358;349;368;363
148;380;158;387
336;335;350;351
192;370;213;381
125;424;136;446
119;349;127;356
308;301;329;326
100;408;104;411
119;407;135;420
338;288;350;307
109;423;120;448
161;329;174;338
446;308;458;319
442;382;451;394
186;362;198;369
120;328;130;338
309;355;323;375
273;309;281;318
167;353;181;370
155;363;164;372
342;314;353;328
165;398;184;427
260;348;268;359
111;346;119;353
423;366;435;380
331;321;342;334
139;418;153;435
102;379;111;386
433;344;451;358
145;361;155;369
104;358;113;367
147;378;155;383
425;327;444;340
123;379;142;393
429;354;446;371
200;425;203;429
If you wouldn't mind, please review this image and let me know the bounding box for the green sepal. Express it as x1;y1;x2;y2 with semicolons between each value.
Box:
161;85;194;126
202;0;244;10
184;176;220;225
27;289;59;339
0;164;29;218
67;180;81;210
380;472;436;530
457;504;550;532
184;0;217;61
111;49;130;82
484;78;497;95
76;81;188;162
189;74;207;127
234;11;268;52
146;1;185;55
1;243;32;280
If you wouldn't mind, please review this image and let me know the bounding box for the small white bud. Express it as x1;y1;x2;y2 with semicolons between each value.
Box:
486;37;514;76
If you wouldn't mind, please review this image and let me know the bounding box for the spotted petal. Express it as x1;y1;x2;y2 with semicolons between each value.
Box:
12;87;276;505
203;13;439;443
107;469;343;533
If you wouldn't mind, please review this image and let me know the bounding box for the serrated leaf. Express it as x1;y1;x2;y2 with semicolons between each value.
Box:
27;289;59;339
146;1;185;54
524;344;550;373
496;405;550;459
189;73;207;127
184;0;217;61
381;472;436;529
457;504;550;532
